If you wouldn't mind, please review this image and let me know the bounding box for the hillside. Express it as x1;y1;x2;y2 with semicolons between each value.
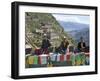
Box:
25;12;75;50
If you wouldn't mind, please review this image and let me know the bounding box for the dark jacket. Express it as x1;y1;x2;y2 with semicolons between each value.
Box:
60;41;69;51
78;42;86;52
41;39;51;49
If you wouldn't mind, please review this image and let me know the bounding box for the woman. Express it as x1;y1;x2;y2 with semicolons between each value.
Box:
59;38;69;54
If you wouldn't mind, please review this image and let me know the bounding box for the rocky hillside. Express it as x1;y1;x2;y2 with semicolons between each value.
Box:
25;12;75;50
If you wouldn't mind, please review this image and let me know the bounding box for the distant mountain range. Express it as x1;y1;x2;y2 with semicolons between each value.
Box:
57;21;89;31
68;28;89;46
57;21;90;46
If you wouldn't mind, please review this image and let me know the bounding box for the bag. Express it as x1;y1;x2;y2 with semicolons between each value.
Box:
70;53;75;65
38;55;48;64
56;54;61;62
66;54;71;61
50;53;57;61
85;56;89;65
56;54;69;62
85;53;90;64
80;53;85;65
75;53;81;65
28;56;34;64
60;54;68;62
60;54;64;62
33;55;38;64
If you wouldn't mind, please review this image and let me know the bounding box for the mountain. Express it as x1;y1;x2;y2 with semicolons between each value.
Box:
57;21;89;46
57;21;89;31
68;28;89;46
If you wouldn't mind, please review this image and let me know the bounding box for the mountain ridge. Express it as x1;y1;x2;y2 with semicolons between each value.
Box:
57;20;89;32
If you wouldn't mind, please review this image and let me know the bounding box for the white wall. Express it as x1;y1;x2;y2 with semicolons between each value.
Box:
0;0;99;81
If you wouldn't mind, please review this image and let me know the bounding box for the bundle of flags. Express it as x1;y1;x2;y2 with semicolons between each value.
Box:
26;52;90;66
50;53;71;62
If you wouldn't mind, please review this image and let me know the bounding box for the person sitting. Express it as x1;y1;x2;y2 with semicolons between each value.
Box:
77;37;86;52
41;36;51;54
59;38;69;54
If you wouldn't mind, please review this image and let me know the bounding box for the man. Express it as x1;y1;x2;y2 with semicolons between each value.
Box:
41;35;51;54
78;37;86;52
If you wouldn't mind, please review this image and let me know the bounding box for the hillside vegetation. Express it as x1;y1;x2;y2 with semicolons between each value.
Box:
25;12;75;50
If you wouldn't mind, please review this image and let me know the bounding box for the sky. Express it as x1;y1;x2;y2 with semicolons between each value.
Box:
52;13;90;25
